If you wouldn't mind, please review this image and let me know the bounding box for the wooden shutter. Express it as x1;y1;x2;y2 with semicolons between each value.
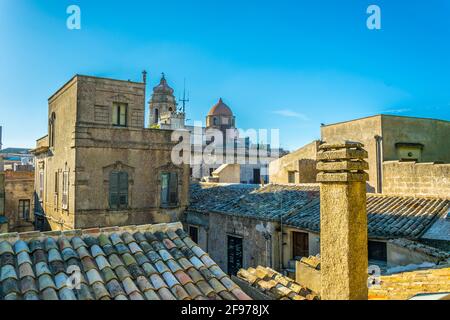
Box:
169;173;178;205
118;172;128;208
62;171;69;210
109;172;119;209
161;173;169;206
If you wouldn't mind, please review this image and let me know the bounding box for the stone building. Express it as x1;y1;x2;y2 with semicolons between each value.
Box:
3;171;35;232
184;183;450;276
269;140;320;184
321;115;450;193
148;75;286;184
31;75;190;231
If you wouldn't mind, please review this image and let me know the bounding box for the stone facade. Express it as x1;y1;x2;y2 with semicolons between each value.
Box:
3;171;35;232
321;115;450;192
269;140;320;184
383;161;450;198
32;75;189;231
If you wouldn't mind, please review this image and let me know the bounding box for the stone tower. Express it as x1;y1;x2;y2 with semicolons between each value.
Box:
149;73;178;126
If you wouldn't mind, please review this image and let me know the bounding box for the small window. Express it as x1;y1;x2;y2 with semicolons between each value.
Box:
161;172;178;207
288;171;296;184
109;171;129;210
368;241;387;262
62;171;69;210
213;117;218;126
112;103;128;127
49;112;56;148
209;168;215;177
189;226;199;244
19;200;30;220
154;109;159;124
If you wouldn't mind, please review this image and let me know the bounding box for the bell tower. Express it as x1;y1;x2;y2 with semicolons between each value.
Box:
148;73;178;126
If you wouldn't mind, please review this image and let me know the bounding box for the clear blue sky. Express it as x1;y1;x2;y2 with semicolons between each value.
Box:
1;0;449;151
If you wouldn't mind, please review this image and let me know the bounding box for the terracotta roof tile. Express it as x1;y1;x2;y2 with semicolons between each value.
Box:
0;222;249;300
237;266;319;300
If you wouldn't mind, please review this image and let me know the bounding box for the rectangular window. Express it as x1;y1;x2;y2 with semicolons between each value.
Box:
368;241;387;262
188;226;199;244
112;103;128;127
161;172;178;207
227;236;243;276
293;231;309;260
109;171;129;210
19;200;30;220
288;171;296;184
62;171;69;210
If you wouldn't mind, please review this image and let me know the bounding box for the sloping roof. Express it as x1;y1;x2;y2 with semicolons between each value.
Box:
236;266;319;300
0;148;31;155
0;222;251;300
188;183;450;240
369;266;450;300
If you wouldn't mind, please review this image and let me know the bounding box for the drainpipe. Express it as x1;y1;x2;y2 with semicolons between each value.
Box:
375;135;383;193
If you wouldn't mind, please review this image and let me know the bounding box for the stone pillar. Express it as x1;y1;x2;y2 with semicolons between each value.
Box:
317;141;369;300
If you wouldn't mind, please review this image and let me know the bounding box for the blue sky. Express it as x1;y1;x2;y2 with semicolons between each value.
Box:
0;0;449;151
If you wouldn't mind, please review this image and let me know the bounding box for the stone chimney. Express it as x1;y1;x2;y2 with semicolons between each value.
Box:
317;141;369;300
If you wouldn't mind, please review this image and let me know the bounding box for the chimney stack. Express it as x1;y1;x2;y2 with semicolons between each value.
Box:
317;141;369;300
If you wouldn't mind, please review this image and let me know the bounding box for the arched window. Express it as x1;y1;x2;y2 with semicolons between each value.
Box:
213;117;218;126
154;109;159;124
109;171;128;210
49;112;56;148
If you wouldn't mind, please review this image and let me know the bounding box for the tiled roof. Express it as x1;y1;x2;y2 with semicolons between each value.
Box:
236;266;319;300
389;239;450;260
369;266;450;300
0;222;251;300
188;183;450;239
285;194;450;239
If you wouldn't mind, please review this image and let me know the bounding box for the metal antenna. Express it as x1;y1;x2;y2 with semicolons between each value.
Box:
179;78;189;113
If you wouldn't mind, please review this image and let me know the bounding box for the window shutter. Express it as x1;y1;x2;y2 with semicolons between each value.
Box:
119;172;128;207
112;105;118;125
169;173;178;205
160;173;169;206
109;172;119;209
62;171;69;210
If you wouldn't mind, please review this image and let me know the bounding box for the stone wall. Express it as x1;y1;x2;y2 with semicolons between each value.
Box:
383;161;450;198
197;212;278;274
269;140;320;184
4;171;35;232
321;116;382;192
211;164;240;184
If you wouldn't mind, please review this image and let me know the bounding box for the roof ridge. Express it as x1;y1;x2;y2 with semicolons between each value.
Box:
367;193;450;201
0;222;183;243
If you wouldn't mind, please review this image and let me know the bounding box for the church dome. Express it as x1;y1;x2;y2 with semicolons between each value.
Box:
153;73;174;95
208;98;233;117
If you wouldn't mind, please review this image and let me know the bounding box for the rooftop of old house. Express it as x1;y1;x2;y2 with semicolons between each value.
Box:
235;266;319;300
236;262;450;300
188;183;450;241
0;222;251;301
368;266;450;300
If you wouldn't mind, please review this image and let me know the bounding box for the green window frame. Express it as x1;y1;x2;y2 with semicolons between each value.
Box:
112;103;128;127
161;172;178;207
